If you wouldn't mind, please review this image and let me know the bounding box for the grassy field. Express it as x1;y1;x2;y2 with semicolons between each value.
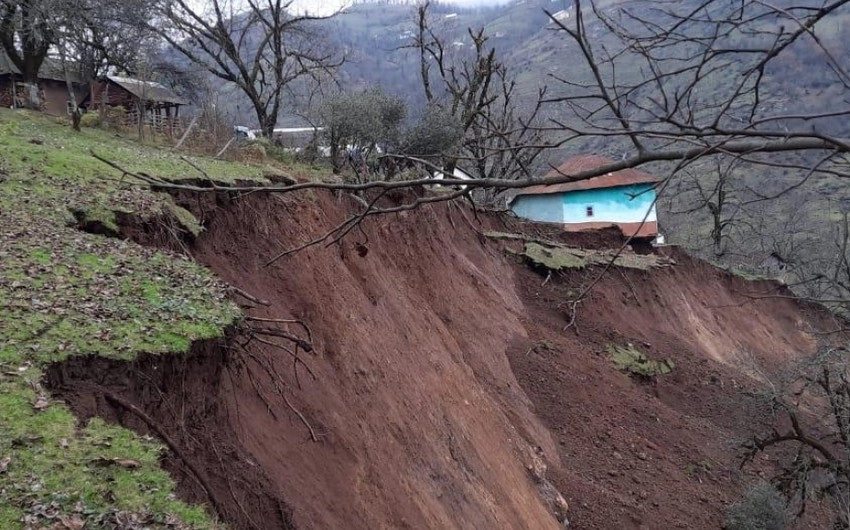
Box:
0;110;263;529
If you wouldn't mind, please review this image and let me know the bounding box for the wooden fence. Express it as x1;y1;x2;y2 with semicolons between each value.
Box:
114;109;187;137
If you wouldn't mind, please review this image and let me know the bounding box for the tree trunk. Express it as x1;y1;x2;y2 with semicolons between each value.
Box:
58;41;81;131
20;55;45;110
71;109;82;131
259;112;275;139
21;81;41;110
444;156;458;175
137;100;145;141
330;136;341;174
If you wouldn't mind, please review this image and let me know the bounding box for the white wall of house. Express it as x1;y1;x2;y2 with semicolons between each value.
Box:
512;183;657;226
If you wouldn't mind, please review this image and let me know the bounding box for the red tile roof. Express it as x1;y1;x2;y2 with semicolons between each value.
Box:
516;155;661;196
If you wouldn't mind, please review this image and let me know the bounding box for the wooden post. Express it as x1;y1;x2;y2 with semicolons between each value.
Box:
174;114;200;149
100;81;108;123
215;137;236;159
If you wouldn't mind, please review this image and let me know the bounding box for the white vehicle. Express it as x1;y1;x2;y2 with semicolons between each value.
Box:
233;126;256;140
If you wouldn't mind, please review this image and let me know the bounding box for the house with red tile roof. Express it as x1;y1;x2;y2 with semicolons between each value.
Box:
509;155;661;238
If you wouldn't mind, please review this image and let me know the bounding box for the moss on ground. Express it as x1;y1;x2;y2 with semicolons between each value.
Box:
607;343;675;378
0;109;261;529
517;241;673;271
523;242;588;269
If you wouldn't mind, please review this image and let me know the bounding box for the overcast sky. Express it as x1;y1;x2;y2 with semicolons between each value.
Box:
291;0;513;16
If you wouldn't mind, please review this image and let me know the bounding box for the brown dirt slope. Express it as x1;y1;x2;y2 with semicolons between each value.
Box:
509;247;838;529
48;191;840;530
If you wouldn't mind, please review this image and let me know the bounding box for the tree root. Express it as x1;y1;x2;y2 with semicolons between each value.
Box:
245;316;313;345
231;286;272;306
103;391;226;520
209;439;262;530
240;349;320;442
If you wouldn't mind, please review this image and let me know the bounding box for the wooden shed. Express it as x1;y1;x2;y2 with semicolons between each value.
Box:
83;75;189;127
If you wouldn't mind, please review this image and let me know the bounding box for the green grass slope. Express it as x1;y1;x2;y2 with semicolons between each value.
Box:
0;110;261;529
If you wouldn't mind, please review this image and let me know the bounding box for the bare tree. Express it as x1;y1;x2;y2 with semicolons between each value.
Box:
743;347;850;528
410;1;551;193
0;0;53;108
541;0;850;175
664;156;751;257
1;0;159;118
153;0;343;137
56;35;81;130
70;1;156;81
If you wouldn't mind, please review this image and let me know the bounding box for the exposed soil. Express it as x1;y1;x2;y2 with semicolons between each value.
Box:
70;207;193;253
46;189;845;529
111;210;193;251
70;209;121;239
46;338;295;530
502;217;631;250
507;248;839;529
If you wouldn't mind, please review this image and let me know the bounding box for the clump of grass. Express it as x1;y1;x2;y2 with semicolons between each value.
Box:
168;202;204;238
724;481;788;530
519;241;671;271
607;343;674;378
725;266;770;282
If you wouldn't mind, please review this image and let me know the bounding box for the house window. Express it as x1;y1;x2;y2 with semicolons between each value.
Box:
586;206;594;217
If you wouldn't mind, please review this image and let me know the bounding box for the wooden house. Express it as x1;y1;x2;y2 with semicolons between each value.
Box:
82;75;189;126
0;52;88;115
509;155;662;238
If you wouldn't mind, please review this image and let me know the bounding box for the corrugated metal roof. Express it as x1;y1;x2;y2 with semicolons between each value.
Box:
515;155;661;196
107;76;189;106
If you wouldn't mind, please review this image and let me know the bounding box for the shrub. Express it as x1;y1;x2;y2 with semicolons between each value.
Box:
236;141;267;164
400;103;462;156
607;343;675;378
79;112;101;129
97;106;128;131
724;482;788;530
254;138;295;164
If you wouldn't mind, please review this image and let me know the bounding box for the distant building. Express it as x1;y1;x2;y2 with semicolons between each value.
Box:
0;53;190;133
432;166;473;181
509;155;661;238
0;52;87;116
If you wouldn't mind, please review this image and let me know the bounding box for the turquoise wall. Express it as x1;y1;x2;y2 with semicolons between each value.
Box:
511;193;564;223
511;184;657;224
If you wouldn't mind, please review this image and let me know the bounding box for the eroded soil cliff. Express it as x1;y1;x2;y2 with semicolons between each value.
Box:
47;191;839;529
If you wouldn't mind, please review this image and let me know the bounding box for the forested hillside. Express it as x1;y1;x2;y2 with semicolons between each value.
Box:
326;0;556;107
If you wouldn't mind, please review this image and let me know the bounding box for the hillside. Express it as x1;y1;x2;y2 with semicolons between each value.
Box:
326;0;555;108
0;110;261;528
1;110;845;528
